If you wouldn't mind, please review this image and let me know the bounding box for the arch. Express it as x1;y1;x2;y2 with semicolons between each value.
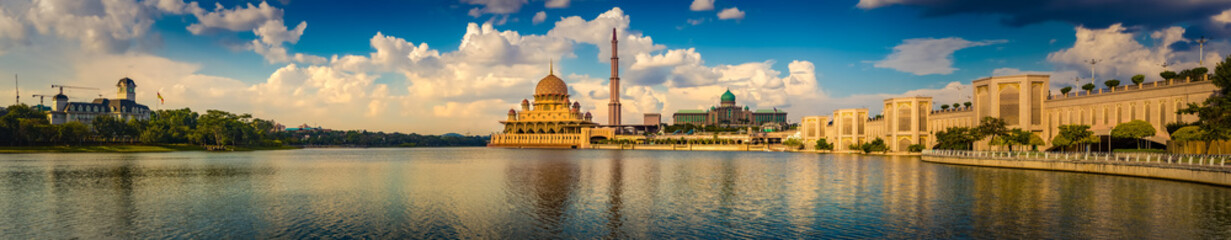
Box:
897;138;912;152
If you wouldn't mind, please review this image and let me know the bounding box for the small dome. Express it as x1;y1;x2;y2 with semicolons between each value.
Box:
508;108;516;114
521;99;530;104
535;74;569;96
585;112;592;117
116;77;136;87
720;89;736;102
572;101;580;108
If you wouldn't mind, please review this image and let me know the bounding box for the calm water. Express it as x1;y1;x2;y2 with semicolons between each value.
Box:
1;148;1229;239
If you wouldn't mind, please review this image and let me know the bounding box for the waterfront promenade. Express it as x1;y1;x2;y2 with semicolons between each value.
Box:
923;150;1231;186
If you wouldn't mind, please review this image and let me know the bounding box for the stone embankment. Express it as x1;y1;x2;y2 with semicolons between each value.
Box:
922;150;1231;187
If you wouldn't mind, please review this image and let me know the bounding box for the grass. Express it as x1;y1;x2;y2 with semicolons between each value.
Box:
0;144;299;153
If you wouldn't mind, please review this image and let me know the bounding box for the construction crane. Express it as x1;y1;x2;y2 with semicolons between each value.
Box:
49;84;99;95
31;94;53;106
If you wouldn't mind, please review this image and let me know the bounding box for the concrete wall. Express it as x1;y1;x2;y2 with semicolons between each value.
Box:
922;156;1231;187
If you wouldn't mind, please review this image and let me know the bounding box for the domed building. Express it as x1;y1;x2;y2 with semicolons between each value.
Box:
48;77;152;125
671;89;788;128
488;64;611;148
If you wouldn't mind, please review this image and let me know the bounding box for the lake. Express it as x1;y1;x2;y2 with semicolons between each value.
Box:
1;148;1228;239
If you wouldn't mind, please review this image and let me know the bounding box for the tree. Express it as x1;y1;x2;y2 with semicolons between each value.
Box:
1165;122;1195;135
1028;133;1046;151
1111;120;1157;149
1160;71;1177;80
1051;134;1073;151
1060;86;1073;95
814;138;833;151
1171;126;1204;141
1179;69;1193;81
1131;74;1145;86
935;127;976;150
1082;83;1096;92
974;117;1008;146
860;138;888;154
1104;79;1120;89
963;102;972;108
1006;129;1033;151
1178;55;1231;154
941;104;950;110
1057;124;1098;152
1192;67;1209;81
908;144;925;152
783;137;803;150
952;103;960;109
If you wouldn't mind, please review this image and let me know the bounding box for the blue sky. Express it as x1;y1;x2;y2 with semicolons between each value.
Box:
1;0;1228;133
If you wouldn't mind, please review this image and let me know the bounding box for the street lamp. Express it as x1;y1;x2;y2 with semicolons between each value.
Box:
1197;36;1208;66
1085;59;1101;84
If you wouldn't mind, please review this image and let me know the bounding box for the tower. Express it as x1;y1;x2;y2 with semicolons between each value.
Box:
117;77;136;101
608;28;623;126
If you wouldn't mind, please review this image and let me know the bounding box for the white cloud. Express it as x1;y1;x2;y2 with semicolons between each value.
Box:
461;0;527;16
1045;23;1225;85
690;0;715;11
856;0;904;9
874;37;1006;75
186;1;281;34
23;0;159;53
532;11;547;25
717;7;745;20
545;0;569;9
686;18;706;26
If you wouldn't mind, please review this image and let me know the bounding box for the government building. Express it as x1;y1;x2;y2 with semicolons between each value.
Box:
47;77;152;125
672;89;788;128
798;74;1218;152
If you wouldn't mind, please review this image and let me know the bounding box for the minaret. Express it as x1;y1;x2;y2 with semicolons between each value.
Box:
608;28;623;126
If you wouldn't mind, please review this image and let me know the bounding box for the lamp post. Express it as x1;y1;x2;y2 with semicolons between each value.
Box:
1085;59;1101;85
1197;36;1208;66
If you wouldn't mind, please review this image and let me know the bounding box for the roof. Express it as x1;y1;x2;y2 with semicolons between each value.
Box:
535;74;568;96
754;109;784;113
116;77;136;87
675;110;707;114
720;89;735;102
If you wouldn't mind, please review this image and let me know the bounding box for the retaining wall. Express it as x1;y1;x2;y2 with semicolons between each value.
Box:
922;156;1231;187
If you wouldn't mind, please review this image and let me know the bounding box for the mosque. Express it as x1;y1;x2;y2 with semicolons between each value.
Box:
488;29;621;148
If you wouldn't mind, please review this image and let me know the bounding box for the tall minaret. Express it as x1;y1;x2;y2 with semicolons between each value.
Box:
608;28;623;126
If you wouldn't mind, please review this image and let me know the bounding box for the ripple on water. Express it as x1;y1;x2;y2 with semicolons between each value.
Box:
0;148;1229;239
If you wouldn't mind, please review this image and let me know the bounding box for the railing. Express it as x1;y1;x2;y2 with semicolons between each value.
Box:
922;149;1230;168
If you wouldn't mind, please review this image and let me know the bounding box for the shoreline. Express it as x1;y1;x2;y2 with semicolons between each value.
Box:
922;155;1231;187
0;144;300;154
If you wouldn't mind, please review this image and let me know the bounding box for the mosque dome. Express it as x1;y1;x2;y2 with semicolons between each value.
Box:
535;74;568;96
721;89;736;102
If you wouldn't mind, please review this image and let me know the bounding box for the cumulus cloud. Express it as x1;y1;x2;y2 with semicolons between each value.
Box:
1;6;831;133
873;37;1006;75
1045;24;1214;84
690;0;715;11
186;1;282;34
22;0;159;53
545;0;569;9
717;7;745;20
855;0;1231;38
462;0;527;16
532;11;547;24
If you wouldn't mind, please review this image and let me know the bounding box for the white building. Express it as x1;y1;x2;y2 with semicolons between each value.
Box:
48;77;152;125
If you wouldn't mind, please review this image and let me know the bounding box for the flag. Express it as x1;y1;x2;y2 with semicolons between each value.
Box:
157;92;164;104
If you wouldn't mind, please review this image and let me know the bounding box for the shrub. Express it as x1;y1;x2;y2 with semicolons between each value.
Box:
907;144;925;152
1060;86;1072;95
1131;74;1145;85
1160;71;1177;80
1082;83;1096;91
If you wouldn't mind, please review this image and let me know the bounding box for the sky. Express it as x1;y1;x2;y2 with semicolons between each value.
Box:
1;0;1230;134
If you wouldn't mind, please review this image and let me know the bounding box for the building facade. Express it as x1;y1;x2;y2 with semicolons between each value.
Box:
799;74;1217;152
48;77;152;125
672;89;788;127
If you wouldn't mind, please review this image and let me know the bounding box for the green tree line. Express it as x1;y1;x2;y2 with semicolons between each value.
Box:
0;106;486;148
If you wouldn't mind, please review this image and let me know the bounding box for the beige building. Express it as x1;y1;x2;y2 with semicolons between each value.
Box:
800;74;1217;152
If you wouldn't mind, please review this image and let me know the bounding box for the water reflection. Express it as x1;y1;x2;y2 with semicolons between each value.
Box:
0;149;1229;239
